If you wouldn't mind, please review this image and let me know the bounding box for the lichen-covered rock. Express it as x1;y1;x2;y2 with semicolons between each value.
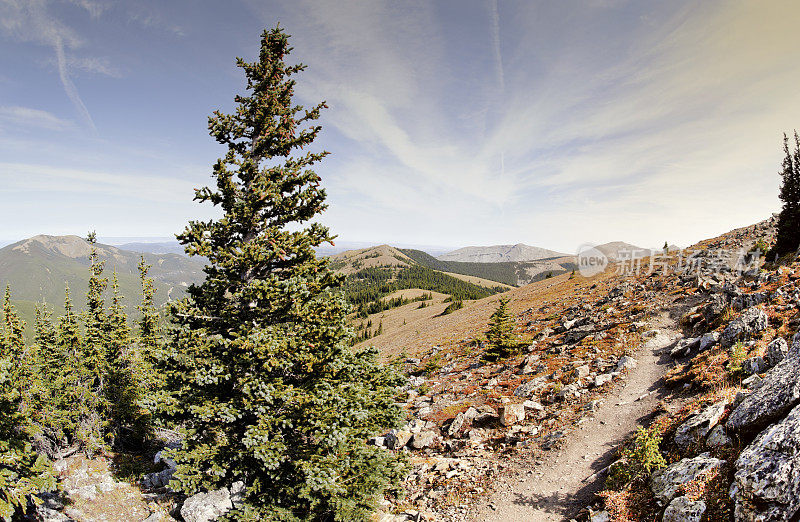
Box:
765;338;789;368
722;307;768;346
706;424;732;449
650;453;726;502
662;496;706;522
674;400;727;450
514;376;546;397
726;353;800;435
181;488;232;522
730;402;800;521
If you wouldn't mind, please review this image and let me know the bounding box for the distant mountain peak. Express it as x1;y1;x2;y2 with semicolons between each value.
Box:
437;244;568;263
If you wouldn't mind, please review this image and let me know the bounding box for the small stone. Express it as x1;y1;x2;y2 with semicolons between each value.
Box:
499;404;526;426
616;356;637;372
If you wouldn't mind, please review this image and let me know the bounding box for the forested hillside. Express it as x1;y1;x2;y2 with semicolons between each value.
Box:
401;248;577;286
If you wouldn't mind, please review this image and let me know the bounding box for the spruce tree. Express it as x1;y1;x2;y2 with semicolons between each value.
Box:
159;26;404;520
0;356;55;520
484;297;517;361
106;273;151;446
772;132;800;258
135;259;161;424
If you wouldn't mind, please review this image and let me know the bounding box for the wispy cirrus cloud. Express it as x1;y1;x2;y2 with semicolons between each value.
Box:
0;105;73;131
0;0;98;131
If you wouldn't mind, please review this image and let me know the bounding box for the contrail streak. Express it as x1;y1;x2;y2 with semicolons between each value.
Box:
53;34;96;133
489;0;504;94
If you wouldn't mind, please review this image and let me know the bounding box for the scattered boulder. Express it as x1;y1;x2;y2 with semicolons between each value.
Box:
765;337;789;368
410;431;437;449
674;400;727;450
722;307;768;346
742;356;767;375
385;429;413;449
523;400;544;412
699;332;720;351
181;488;233;522
571;365;590;382
730;402;800;521
447;408;477;437
593;373;615;387
662;496;706;522
650;453;726;502
499;404;526;426
742;374;763;389
732;292;768;311
514;377;547;398
726;353;800;435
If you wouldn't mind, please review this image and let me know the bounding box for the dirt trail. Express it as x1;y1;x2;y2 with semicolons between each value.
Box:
471;311;681;521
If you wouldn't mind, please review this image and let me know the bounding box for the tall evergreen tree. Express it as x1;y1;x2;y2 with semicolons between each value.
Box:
136;259;162;423
484;297;517;361
106;272;151;446
772;132;800;258
83;232;108;386
158;26;404;520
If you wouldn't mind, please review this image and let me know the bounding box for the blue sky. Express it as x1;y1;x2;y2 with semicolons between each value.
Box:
1;0;799;252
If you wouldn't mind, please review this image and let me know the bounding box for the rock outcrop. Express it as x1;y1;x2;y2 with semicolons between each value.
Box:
673;400;727;450
650;453;726;503
730;402;800;521
726;353;800;435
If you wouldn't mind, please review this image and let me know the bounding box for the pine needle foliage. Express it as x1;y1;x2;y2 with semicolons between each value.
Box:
484;297;517;361
0;291;55;520
157;26;405;521
0;358;55;521
772;132;800;258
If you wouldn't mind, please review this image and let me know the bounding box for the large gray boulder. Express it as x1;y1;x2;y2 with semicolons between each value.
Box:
650;453;726;502
722;307;768;346
181;488;233;522
726;353;800;435
674;400;727;450
662;496;706;522
730;402;800;521
765;337;789;368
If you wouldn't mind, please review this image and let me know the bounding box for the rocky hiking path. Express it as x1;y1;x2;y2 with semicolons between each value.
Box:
471;311;682;521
